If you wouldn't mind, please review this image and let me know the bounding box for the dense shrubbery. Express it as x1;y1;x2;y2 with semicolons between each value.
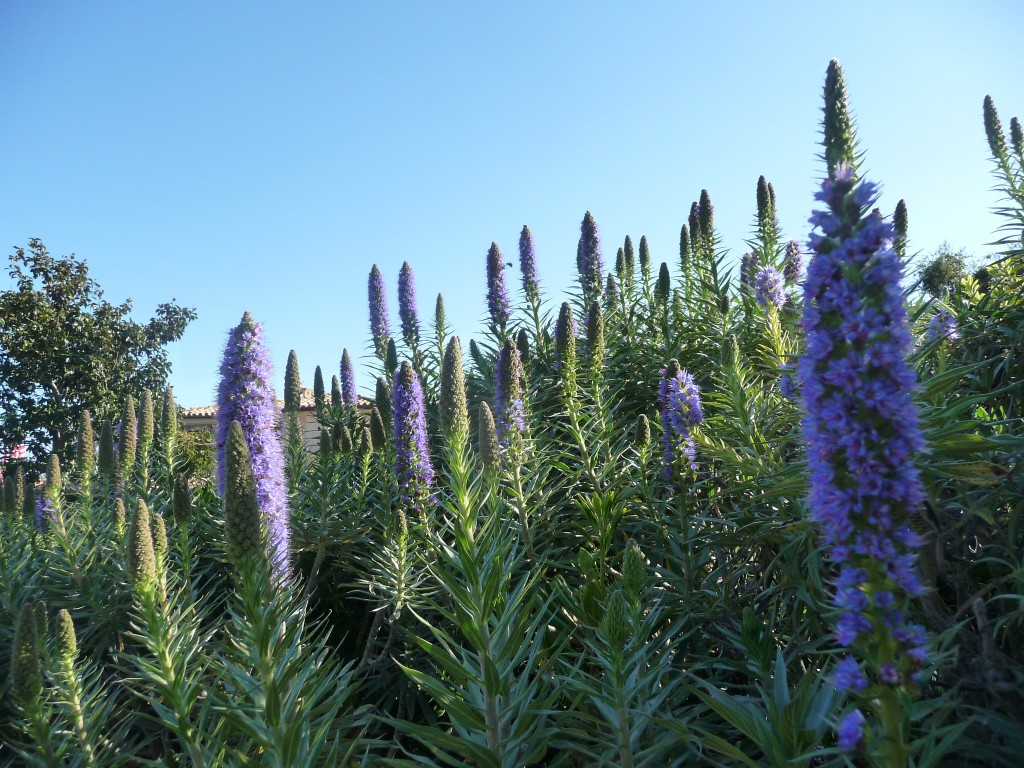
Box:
1;61;1022;767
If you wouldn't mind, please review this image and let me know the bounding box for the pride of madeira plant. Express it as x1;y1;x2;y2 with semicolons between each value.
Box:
3;61;1022;768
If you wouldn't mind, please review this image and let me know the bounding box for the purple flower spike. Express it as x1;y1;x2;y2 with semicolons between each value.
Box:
740;252;757;291
368;264;391;359
784;239;803;283
494;338;527;449
519;225;541;304
340;348;357;407
398;261;420;347
393;361;434;514
659;360;703;480
577;211;604;304
798;167;928;710
217;312;290;579
755;267;786;308
926;310;959;344
486;242;511;333
837;709;866;751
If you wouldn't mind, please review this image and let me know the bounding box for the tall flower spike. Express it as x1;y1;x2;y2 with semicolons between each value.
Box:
56;608;77;663
341;348;357;407
217;312;289;579
519;225;540;304
585;300;605;372
755;267;786;309
368;264;391;360
386;339;399;377
740;252;758;292
138;389;155;453
983;95;1008;162
478;401;500;473
331;375;342;408
1010;116;1023;159
823;59;858;178
698;190;715;245
284;350;302;412
656;263;671;305
12;603;42;705
554;301;578;391
660;359;703;480
393;361;434;514
375;376;392;430
783;240;803;284
129;499;157;588
927;310;960;344
757;175;776;243
495;337;527;448
687;203;700;256
440;336;469;441
893;200;909;260
119;394;137;481
798;168;928;731
3;476;15;514
486;242;511;333
369;407;387;451
679;224;691;271
161;386;178;443
398;261;420;347
77;410;95;478
516;328;531;366
173;472;193;522
639;235;652;286
604;273;619;307
578;211;604;304
313;365;326;417
223;419;264;569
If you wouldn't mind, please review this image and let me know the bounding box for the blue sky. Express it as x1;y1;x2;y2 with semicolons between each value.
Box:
2;1;1022;407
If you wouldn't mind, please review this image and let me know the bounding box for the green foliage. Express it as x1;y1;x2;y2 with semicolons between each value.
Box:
919;241;969;298
0;240;195;474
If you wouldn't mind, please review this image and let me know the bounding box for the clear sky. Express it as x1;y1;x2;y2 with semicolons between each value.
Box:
2;1;1022;408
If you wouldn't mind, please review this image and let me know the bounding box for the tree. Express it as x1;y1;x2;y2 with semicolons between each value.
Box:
0;239;196;475
918;241;968;299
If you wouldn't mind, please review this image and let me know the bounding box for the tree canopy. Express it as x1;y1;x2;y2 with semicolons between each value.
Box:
0;239;196;475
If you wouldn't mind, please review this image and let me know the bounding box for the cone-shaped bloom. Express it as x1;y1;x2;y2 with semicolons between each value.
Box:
398;261;420;347
393;361;434;514
112;497;126;531
138;390;155;452
635;414;651;448
698;190;715;244
495;338;527;448
161;386;178;443
656;262;671;304
77;410;95;478
55;609;77;662
486;242;511;333
313;366;326;416
927;310;959;344
129;499;157;588
368;264;391;359
223;420;264;569
119;394;137;481
639;235;652;285
217;312;289;578
341;348;357;407
478;401;500;473
369;407;387;451
440;336;469;441
757;175;776;242
660;359;703;479
577;212;604;303
99;419;115;479
798;166;928;695
516;328;531;366
893;200;909;260
375;376;392;430
12;603;42;705
584;300;604;371
604;273;619;306
519;225;540;304
386;339;399;377
823;60;858;179
3;476;15;513
173;472;193;522
983;94;1008;161
679;225;691;271
755;267;786;308
783;240;803;284
331;375;342;407
740;253;757;291
688;204;701;255
284;350;302;412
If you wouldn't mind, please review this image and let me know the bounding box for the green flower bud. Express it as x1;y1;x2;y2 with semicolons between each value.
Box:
440;336;469;441
623;235;636;282
313;365;326;418
370;407;387;451
585;300;604;371
120;394;138;480
679;224;691;272
338;425;353;453
722;333;739;368
621;539;648;600
160;386;178;443
153;513;168;564
478;401;500;473
601;589;630;649
284;350;302;412
639;235;651;285
223;420;263;568
173;473;193;523
98;419;116;479
516;328;531;367
1011;116;1023;158
375;376;392;430
130;499;157;588
319;427;332;455
3;476;15;514
893;199;909;259
138;389;155;452
983;95;1008;162
698;190;715;244
12;603;42;705
823;59;858;178
656;262;671;304
331;375;342;408
386;338;399;377
635;414;651;448
360;425;373;455
112;497;126;533
55;608;77;662
435;293;447;336
23;483;36;521
77;409;95;478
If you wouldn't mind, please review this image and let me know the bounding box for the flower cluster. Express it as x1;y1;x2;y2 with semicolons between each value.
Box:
519;225;540;304
340;348;357;407
398;261;420;347
755;266;786;308
740;252;757;291
486;242;511;332
797;166;928;703
927;309;960;344
577;211;604;304
783;239;803;283
494;338;527;449
368;264;391;359
659;360;703;479
217;312;289;578
393;361;434;513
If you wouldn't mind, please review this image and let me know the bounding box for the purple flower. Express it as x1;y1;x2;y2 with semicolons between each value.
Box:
340;348;357;408
659;360;703;479
519;225;540;304
398;261;420;347
217;312;289;578
837;709;866;751
784;239;803;283
393;361;434;514
926;310;959;344
494;338;527;450
577;211;604;303
755;267;786;308
798;167;928;700
835;656;868;692
35;495;55;533
740;252;757;291
486;242;511;332
779;363;798;402
368;264;391;359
